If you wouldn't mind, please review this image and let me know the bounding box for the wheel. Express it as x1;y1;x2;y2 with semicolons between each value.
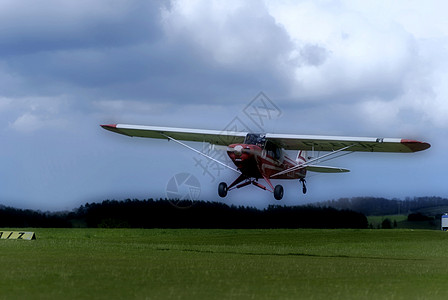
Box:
274;185;283;200
300;179;307;194
218;182;228;198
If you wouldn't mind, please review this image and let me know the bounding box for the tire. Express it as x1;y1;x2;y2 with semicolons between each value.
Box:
274;185;283;200
218;182;228;198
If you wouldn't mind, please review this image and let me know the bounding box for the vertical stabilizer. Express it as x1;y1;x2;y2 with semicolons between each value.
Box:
296;150;307;164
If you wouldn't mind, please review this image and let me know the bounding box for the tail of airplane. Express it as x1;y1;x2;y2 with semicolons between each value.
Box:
296;150;307;164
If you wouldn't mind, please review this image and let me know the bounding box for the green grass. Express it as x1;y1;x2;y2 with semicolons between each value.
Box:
1;228;448;299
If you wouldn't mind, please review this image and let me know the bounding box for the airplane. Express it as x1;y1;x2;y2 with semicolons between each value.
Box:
101;124;430;200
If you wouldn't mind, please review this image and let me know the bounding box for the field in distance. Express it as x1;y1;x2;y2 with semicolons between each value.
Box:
368;214;440;229
1;228;448;299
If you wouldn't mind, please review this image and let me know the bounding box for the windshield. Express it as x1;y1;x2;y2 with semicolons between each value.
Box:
244;133;266;147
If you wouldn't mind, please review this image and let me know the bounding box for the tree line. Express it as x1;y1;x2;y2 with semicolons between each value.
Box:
0;199;367;229
2;196;446;229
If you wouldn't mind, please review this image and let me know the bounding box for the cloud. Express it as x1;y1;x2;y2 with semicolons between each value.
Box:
0;0;446;135
269;1;416;99
2;0;446;133
0;0;299;104
0;97;13;111
0;97;71;132
10;113;46;133
0;1;170;101
165;1;292;66
0;0;165;56
266;0;448;134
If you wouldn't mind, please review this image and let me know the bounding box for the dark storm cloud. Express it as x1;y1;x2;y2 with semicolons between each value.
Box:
0;1;167;100
0;1;166;56
0;0;297;105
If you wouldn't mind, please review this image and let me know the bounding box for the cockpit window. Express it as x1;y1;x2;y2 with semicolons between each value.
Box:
244;134;281;160
244;133;266;147
264;140;281;160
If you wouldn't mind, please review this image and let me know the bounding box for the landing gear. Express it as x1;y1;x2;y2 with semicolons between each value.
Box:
300;178;307;194
219;176;285;201
218;182;228;198
274;185;284;200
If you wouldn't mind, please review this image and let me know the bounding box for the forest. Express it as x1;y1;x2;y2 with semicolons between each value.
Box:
1;196;447;229
0;199;369;229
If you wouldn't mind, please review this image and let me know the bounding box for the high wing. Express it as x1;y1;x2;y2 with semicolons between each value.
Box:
101;124;430;153
101;124;246;145
266;133;430;153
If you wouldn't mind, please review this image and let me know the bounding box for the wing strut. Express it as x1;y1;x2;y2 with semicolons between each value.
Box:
272;144;355;177
160;133;241;175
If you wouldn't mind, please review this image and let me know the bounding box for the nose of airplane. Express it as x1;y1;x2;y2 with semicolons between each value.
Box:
233;145;243;156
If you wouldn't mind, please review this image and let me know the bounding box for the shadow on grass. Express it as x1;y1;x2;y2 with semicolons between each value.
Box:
156;247;421;261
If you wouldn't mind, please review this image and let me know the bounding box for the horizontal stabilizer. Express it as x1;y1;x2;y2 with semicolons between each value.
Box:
306;165;350;173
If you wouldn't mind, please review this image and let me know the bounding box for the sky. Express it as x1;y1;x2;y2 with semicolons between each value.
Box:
0;0;447;211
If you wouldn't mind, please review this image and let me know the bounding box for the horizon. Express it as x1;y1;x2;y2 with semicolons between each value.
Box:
2;195;447;213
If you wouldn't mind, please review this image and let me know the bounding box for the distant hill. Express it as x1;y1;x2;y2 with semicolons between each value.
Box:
313;197;448;216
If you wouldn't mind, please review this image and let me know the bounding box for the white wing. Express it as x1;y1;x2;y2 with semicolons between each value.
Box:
101;124;430;153
101;124;246;146
266;133;430;153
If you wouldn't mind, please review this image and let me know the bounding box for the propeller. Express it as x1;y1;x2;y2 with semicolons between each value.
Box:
226;145;255;156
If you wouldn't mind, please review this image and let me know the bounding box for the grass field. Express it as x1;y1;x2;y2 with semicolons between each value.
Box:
1;228;448;299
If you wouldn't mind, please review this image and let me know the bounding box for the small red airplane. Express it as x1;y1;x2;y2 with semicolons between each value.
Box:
101;124;430;200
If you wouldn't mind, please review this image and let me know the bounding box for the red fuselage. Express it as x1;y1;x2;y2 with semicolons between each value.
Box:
227;144;306;180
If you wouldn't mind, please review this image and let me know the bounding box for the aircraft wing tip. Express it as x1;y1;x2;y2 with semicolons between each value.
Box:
100;124;117;129
100;124;126;135
400;139;431;152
